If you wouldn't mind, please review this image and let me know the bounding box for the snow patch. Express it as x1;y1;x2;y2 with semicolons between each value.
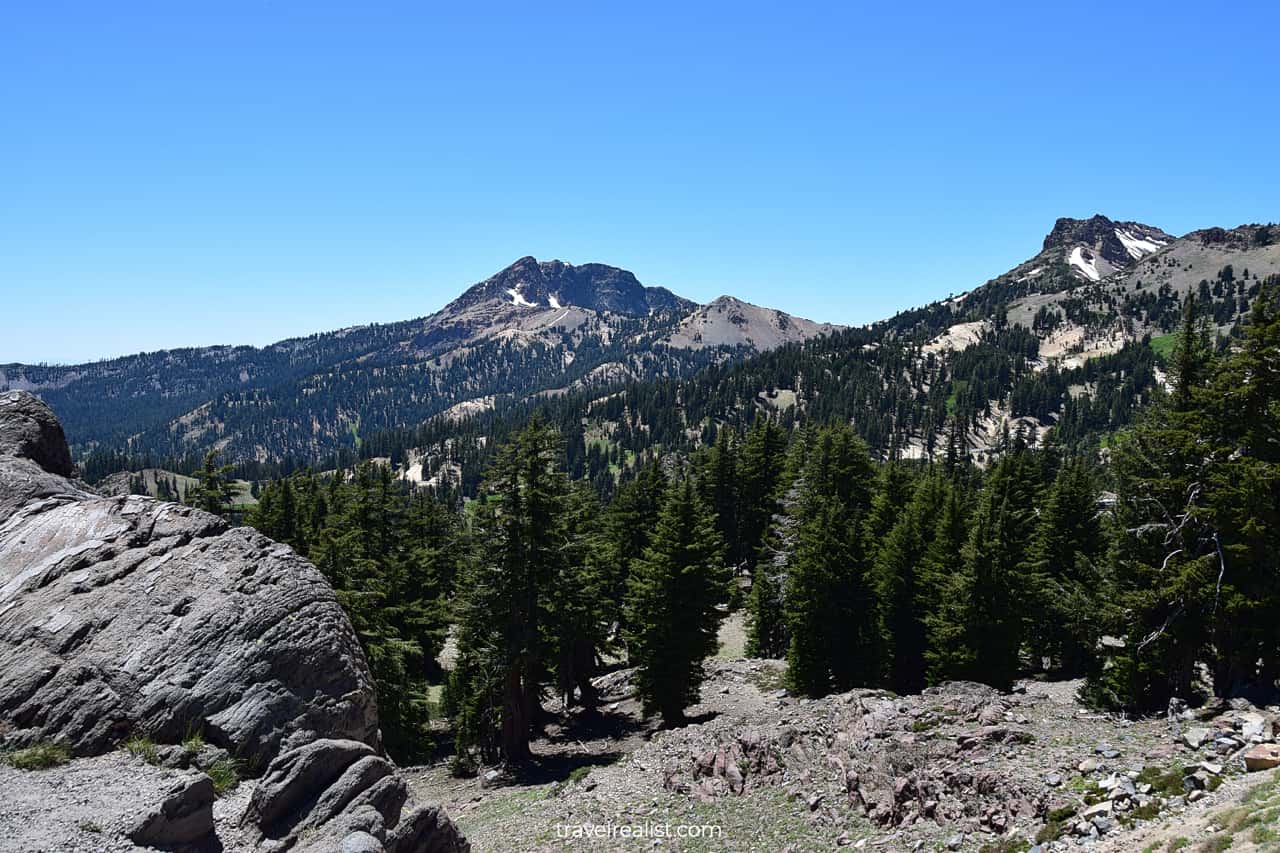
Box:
1115;228;1166;259
548;294;562;309
505;287;536;307
1068;247;1101;281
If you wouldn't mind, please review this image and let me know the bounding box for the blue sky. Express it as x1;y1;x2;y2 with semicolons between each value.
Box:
3;1;1277;363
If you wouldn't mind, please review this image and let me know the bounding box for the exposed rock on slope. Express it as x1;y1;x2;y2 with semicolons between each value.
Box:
0;390;467;852
663;295;840;350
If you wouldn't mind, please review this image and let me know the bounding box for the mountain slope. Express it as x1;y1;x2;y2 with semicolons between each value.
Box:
1;258;836;469
360;217;1279;492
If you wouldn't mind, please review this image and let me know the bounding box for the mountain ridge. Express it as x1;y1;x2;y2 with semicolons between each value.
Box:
1;258;835;468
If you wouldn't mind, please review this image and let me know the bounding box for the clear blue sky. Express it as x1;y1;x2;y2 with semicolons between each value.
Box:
3;1;1277;363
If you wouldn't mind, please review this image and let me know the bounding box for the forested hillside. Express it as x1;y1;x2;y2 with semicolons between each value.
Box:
3;257;831;471
230;277;1280;772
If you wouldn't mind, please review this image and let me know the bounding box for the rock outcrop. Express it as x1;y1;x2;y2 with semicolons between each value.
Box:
0;391;467;852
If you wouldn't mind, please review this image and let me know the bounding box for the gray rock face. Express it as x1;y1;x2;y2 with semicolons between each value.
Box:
0;391;469;853
0;390;74;477
0;487;379;763
128;774;216;847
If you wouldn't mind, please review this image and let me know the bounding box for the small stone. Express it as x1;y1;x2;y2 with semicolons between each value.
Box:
1044;771;1063;787
945;834;964;851
1240;713;1267;740
1078;757;1100;773
1188;789;1206;802
1082;801;1113;819
1183;727;1211;749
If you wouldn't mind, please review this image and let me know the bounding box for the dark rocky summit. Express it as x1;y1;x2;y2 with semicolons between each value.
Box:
1041;214;1174;269
0;390;467;852
447;255;692;316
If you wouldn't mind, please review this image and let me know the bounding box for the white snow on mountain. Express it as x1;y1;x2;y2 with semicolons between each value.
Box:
1115;228;1166;259
505;287;536;307
548;294;562;309
1068;246;1101;281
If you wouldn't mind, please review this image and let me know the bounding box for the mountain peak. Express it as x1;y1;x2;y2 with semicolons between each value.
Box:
447;257;691;316
1040;215;1174;281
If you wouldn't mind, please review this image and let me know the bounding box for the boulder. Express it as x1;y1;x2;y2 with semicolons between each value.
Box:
129;773;216;847
0;486;379;764
1244;744;1280;772
0;391;73;477
0;392;470;853
245;739;377;832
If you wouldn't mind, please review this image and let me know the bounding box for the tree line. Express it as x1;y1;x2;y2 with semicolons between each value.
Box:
237;279;1280;766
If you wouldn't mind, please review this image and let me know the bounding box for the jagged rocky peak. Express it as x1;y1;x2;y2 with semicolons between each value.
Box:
1042;214;1175;282
450;256;692;316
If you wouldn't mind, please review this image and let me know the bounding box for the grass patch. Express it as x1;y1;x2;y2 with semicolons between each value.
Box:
1128;800;1163;822
979;840;1031;853
568;765;591;784
1149;333;1178;359
206;758;240;795
76;819;102;833
746;662;786;694
1197;835;1233;852
1167;840;1189;852
3;741;71;770
946;379;969;416
1137;764;1186;797
1036;820;1065;844
181;730;205;756
125;736;161;765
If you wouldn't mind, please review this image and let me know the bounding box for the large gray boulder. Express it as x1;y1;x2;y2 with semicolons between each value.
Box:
0;390;74;477
0;471;380;764
0;391;468;852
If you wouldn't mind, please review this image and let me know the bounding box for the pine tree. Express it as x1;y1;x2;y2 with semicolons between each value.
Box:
926;451;1038;691
781;423;878;695
736;415;788;568
1023;458;1104;676
1087;297;1218;710
624;477;728;725
1205;277;1280;694
549;482;610;711
451;419;572;762
189;450;236;516
872;469;950;693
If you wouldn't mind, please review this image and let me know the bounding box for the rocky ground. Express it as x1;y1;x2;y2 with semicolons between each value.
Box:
405;622;1280;853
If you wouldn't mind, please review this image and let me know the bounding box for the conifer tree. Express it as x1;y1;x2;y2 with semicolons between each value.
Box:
451;419;572;762
872;468;950;693
926;450;1038;691
1087;296;1219;710
781;422;878;695
735;415;788;567
624;477;728;725
190;449;236;516
1023;458;1104;675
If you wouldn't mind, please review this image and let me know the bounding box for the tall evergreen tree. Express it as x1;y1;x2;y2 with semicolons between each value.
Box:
781;423;878;695
1023;458;1104;676
872;468;950;693
624;477;728;725
451;419;572;762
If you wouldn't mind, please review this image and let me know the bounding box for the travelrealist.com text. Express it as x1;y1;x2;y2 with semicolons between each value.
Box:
554;821;723;840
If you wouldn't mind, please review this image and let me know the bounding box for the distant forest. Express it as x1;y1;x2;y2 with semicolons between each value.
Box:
200;282;1280;764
